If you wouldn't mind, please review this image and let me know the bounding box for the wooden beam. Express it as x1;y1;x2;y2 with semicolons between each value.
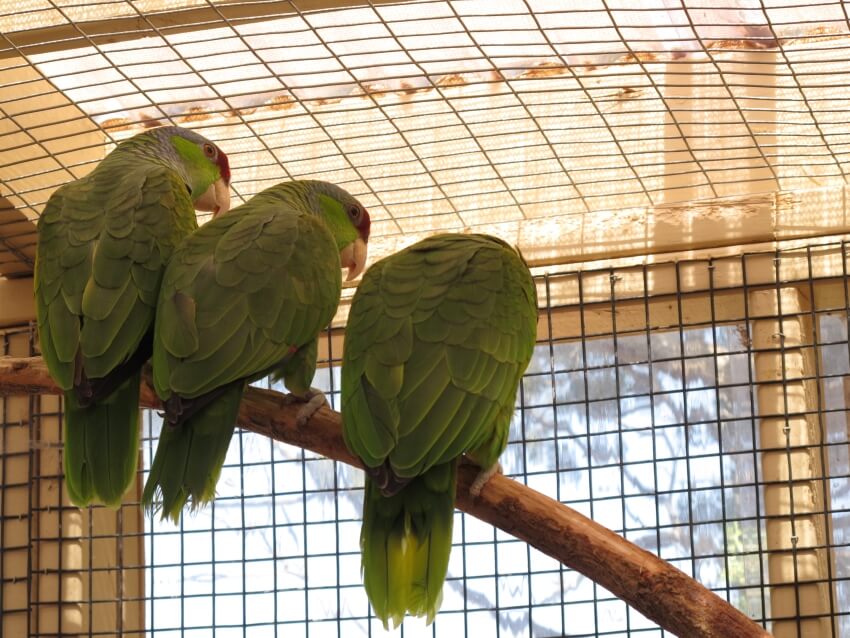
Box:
338;183;850;277
0;354;773;638
0;0;416;59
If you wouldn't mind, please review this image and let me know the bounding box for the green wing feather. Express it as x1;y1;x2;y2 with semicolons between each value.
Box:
35;156;198;509
341;233;538;627
145;187;343;520
153;200;340;399
272;337;319;396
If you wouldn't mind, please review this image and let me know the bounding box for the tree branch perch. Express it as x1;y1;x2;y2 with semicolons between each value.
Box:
0;355;772;638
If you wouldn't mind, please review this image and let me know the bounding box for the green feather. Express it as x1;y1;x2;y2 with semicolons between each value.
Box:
396;345;445;402
81;272;136;320
446;345;482;385
247;286;286;329
59;244;90;268
159;291;199;359
131;263;162;303
365;356;403;400
423;396;502;472
143;382;244;523
342;381;397;465
63;373;140;508
413;315;452;343
149;180;364;522
194;300;246;362
272;338;318;395
60;261;91;313
373;318;413;366
37;317;72;390
80;282;139;356
193;276;243;329
34;126;232;510
341;233;538;626
169;327;248;396
360;464;456;630
47;300;80;364
396;355;450;436
390;384;466;473
83;299;152;379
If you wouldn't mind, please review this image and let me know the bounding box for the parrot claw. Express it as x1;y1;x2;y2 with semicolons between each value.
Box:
469;462;502;497
285;388;327;426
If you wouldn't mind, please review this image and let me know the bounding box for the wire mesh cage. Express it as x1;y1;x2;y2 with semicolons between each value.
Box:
3;1;850;637
2;239;850;636
6;0;850;276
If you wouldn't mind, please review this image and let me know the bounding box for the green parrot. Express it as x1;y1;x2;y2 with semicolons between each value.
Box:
143;179;370;523
341;233;538;628
35;125;231;508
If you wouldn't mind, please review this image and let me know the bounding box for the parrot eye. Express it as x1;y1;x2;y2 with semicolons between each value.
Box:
202;143;216;159
347;205;362;223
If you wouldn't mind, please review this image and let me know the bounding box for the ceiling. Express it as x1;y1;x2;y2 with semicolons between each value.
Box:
3;0;850;285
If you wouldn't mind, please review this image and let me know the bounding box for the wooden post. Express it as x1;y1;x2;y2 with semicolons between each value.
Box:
749;287;834;637
1;327;35;636
1;327;86;635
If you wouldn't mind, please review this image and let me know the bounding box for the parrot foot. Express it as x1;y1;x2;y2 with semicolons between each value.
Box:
469;462;502;497
284;388;327;426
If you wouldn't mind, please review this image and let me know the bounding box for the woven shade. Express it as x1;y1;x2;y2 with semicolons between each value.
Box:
3;0;850;281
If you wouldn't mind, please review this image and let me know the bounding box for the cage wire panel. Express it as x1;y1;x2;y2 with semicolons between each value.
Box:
1;241;849;637
5;1;850;279
2;1;850;637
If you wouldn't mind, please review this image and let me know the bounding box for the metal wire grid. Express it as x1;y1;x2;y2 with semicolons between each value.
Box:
137;239;850;636
4;0;850;269
1;324;145;637
0;325;34;636
2;239;849;636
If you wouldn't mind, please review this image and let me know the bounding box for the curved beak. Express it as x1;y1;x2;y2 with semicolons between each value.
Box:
340;237;368;281
194;178;231;217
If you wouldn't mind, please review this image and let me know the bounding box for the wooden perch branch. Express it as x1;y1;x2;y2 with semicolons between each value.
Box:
0;355;772;638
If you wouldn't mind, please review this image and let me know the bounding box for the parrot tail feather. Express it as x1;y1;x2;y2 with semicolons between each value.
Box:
361;462;456;629
63;371;141;509
142;381;244;523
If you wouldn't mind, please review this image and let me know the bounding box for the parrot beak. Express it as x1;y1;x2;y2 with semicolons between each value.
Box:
194;178;231;217
341;237;368;281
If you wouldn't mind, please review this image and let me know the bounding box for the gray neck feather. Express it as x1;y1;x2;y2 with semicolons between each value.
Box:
117;126;191;186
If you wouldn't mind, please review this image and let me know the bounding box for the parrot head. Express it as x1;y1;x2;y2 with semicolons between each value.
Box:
309;181;370;281
153;127;232;218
